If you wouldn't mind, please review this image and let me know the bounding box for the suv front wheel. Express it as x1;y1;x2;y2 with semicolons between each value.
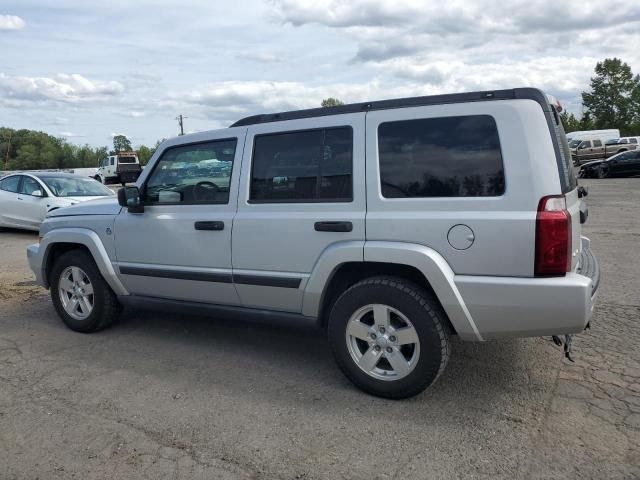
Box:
50;250;122;333
328;276;450;399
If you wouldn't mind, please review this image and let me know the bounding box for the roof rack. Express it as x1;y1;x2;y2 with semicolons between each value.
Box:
230;87;548;127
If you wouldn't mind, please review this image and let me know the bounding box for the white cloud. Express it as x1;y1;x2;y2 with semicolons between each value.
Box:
0;15;25;31
128;110;145;117
59;131;84;138
0;73;124;103
236;52;281;63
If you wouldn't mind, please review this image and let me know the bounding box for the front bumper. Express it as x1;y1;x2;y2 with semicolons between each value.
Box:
27;243;46;287
454;236;599;340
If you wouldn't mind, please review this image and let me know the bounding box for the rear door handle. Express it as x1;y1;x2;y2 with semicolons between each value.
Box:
194;221;224;231
314;221;353;232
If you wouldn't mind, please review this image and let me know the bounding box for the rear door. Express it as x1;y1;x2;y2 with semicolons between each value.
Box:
592;139;604;159
577;140;593;162
232;113;365;312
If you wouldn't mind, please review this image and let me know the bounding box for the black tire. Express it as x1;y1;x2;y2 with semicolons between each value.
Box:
50;250;122;333
597;165;608;179
327;276;450;399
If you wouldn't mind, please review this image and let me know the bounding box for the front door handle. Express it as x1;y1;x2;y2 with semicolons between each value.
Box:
194;221;224;231
314;221;353;232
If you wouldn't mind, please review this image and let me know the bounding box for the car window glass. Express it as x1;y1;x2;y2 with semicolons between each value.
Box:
250;127;353;202
630;138;638;144
110;158;115;165
593;140;602;147
0;175;21;193
580;141;591;148
20;177;42;195
378;115;504;198
620;139;628;144
145;139;237;204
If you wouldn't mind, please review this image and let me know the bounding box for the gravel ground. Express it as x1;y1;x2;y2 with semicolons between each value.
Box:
0;178;639;479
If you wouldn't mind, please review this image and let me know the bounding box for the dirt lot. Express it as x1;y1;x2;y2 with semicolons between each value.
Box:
1;178;639;479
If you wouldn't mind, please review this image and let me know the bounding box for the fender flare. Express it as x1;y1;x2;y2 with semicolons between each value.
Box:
302;240;483;341
39;227;129;296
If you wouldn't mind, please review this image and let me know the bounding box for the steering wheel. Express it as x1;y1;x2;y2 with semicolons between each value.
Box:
193;181;219;202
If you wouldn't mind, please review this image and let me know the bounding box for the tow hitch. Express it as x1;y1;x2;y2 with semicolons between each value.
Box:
551;323;590;363
552;335;574;362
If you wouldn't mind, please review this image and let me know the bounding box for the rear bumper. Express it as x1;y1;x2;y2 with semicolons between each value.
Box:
455;236;599;339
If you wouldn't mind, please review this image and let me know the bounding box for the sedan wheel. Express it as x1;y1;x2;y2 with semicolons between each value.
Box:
597;165;608;179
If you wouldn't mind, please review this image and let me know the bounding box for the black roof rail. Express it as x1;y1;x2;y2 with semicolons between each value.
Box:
230;87;549;127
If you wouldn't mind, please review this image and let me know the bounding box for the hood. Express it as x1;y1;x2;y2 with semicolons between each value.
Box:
47;196;122;217
580;159;604;169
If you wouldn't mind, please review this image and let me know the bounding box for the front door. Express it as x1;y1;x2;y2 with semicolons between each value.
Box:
16;176;49;229
114;130;246;305
232;113;366;312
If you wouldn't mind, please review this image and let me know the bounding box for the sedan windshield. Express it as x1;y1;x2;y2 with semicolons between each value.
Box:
40;176;114;197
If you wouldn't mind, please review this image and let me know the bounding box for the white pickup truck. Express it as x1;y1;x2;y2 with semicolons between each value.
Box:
95;151;142;185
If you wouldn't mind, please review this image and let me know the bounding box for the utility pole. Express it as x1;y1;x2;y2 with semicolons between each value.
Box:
3;130;12;171
176;114;187;136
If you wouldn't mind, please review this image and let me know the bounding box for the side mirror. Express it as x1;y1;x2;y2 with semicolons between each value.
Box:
31;190;44;198
117;186;144;213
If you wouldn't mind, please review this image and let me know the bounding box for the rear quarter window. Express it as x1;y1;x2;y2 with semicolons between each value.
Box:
378;115;505;198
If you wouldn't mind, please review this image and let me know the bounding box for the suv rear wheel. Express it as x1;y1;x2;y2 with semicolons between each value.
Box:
328;276;450;399
50;250;122;333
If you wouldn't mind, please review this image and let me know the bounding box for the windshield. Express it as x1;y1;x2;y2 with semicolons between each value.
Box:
569;139;581;148
40;176;114;197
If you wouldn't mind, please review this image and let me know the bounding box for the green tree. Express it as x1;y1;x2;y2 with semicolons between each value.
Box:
137;144;155;165
582;58;640;135
112;134;132;153
560;111;581;132
321;97;344;107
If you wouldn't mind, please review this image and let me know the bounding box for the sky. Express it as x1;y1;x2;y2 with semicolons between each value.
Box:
1;1;639;147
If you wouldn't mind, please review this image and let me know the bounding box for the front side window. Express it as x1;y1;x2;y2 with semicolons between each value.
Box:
250;127;353;202
580;141;591;149
593;140;602;147
20;177;42;195
378;115;504;198
0;175;21;193
144;139;236;204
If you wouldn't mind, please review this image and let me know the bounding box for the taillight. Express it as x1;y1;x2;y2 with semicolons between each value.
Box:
535;195;571;276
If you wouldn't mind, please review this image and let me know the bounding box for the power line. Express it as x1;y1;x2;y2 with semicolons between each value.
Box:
176;114;187;136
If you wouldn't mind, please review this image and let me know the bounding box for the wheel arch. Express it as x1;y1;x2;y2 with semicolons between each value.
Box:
302;241;483;341
40;228;128;296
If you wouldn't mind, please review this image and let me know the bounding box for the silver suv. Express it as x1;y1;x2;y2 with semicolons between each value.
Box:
27;88;599;399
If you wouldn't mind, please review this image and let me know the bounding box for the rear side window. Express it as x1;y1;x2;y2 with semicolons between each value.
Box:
552;110;577;192
593;140;602;147
250;127;353;202
630;138;638;144
0;175;21;193
378;115;504;198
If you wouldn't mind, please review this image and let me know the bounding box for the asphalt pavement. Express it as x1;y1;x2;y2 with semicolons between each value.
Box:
0;178;638;479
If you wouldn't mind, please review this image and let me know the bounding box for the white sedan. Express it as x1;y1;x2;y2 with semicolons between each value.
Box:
0;172;115;231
